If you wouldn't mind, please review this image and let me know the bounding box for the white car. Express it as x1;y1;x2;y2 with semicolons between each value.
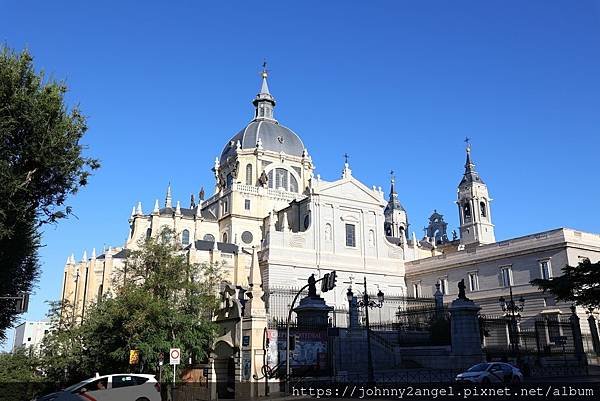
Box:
455;362;524;384
35;373;161;401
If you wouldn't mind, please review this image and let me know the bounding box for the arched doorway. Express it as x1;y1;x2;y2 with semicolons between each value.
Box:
214;341;237;399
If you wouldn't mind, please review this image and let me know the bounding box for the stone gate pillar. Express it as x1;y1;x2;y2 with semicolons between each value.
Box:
449;280;484;369
588;314;600;355
569;306;586;366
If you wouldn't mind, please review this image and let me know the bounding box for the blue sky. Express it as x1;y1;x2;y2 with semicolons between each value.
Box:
2;1;600;349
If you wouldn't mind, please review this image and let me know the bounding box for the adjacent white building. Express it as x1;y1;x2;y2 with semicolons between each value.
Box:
12;320;50;353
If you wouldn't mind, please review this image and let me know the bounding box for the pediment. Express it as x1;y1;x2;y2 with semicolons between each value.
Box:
317;177;385;205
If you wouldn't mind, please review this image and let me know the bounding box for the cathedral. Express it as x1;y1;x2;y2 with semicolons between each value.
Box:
61;68;600;329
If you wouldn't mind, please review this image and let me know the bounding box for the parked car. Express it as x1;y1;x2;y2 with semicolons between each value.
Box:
455;362;523;384
35;373;161;401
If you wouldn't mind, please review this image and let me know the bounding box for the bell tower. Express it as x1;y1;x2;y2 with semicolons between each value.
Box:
384;171;409;240
457;142;495;245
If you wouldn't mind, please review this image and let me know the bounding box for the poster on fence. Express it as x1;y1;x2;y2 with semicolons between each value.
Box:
266;329;328;372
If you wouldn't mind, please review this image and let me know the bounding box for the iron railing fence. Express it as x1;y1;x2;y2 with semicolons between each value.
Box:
479;314;578;356
264;285;436;328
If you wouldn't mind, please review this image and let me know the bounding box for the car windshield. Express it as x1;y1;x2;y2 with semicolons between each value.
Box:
63;379;92;392
467;363;490;372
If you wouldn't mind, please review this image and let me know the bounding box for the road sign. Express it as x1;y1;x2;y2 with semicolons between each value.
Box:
129;350;140;365
170;348;181;365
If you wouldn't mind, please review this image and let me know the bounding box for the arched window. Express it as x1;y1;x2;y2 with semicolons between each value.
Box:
480;201;487;217
246;164;253;186
290;174;299;193
203;233;215;242
275;168;288;190
222;233;228;243
463;203;471;219
268;170;274;188
181;229;190;245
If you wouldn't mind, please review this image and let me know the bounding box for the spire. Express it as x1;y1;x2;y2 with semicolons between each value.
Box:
153;199;160;214
459;138;484;187
136;202;143;215
82;250;87;261
260;62;271;95
386;170;405;211
165;183;172;208
252;61;276;121
175;201;181;215
91;248;96;259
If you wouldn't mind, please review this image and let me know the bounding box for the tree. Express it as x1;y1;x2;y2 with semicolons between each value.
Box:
0;348;46;400
40;229;222;384
531;259;600;310
0;46;99;338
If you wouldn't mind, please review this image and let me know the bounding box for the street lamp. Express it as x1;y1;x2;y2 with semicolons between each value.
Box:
346;277;384;383
498;285;525;352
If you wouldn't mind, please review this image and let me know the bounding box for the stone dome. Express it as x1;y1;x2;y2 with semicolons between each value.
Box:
220;119;305;164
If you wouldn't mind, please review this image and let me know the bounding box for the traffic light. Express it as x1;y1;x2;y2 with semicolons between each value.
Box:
321;273;330;292
16;293;29;313
320;271;337;293
327;271;337;291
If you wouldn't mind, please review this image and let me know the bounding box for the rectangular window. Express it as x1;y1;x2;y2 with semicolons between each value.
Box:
500;266;513;287
438;278;448;295
244;199;251;210
413;282;422;298
539;260;552;280
547;315;561;342
468;272;479;291
345;224;356;247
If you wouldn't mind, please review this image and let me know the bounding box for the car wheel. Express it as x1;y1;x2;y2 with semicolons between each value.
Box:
135;398;150;401
481;377;491;384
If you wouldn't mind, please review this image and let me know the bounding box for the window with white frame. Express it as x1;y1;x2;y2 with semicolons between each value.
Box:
468;271;479;291
413;281;422;298
539;259;552;280
345;224;356;247
244;199;251;210
500;266;513;287
437;277;448;295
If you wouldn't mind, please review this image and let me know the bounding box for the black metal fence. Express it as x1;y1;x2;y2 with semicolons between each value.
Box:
479;314;579;357
264;285;436;328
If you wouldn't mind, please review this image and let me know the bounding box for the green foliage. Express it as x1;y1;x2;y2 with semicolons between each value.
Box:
0;348;46;401
0;45;99;338
40;229;222;384
0;348;42;382
531;259;600;310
